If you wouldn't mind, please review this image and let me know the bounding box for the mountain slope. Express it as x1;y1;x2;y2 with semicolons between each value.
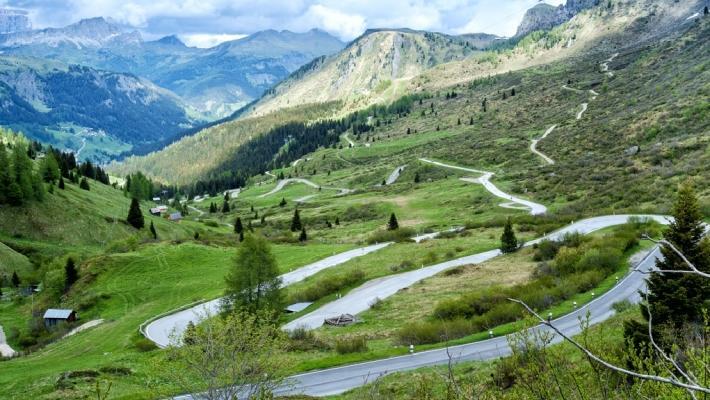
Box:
244;29;480;118
0;56;196;162
0;20;345;119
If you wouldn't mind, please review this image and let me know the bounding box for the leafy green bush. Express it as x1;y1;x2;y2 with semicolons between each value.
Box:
396;319;473;345
366;227;415;244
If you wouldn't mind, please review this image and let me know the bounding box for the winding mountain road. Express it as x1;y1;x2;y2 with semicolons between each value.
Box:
145;243;393;348
284;215;668;331
420;158;547;215
576;102;588;120
530;125;557;165
258;178;353;198
175;215;670;399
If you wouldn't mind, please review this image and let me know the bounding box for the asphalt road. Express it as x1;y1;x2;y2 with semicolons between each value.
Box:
529;125;557;165
175;214;670;399
420;158;548;215
144;243;393;348
146;228;470;348
285;215;669;331
385;165;407;185
0;324;16;358
259;178;353;198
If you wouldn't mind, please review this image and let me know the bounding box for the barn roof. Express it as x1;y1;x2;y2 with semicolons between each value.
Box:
43;309;74;319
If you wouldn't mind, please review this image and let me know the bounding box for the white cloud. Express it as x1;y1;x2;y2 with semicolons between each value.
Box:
4;0;572;41
179;33;247;48
456;0;567;37
300;4;366;40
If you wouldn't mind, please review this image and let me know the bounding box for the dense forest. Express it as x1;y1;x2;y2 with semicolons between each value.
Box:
190;94;428;195
0;128;112;206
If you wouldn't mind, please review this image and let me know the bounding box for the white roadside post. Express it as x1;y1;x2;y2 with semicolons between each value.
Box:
409;344;414;354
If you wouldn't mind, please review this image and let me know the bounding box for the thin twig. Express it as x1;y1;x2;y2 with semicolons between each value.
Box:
508;298;710;394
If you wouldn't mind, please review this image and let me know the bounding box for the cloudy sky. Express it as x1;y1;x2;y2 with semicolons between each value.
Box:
1;0;565;47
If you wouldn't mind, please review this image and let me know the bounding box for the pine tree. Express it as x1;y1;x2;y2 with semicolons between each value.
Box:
221;201;230;213
79;177;90;191
234;217;244;234
0;143;10;204
457;118;461;125
414;172;420;183
279;198;287;207
511;88;516;96
500;218;518;253
625;183;710;347
239;231;244;242
40;153;60;183
58;176;65;190
387;213;399;231
150;221;157;239
194;232;200;240
224;234;282;313
299;227;308;242
290;209;302;232
470;116;474;125
64;257;78;290
11;271;20;287
127;198;145;229
12;144;33;201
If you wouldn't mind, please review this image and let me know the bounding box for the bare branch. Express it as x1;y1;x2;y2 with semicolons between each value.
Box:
642;235;710;278
508;298;710;395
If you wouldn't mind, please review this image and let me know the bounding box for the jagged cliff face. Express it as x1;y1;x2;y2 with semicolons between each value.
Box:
516;0;600;37
0;9;31;34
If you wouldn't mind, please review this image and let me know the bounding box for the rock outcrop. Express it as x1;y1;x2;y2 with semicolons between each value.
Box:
0;9;30;34
516;0;600;37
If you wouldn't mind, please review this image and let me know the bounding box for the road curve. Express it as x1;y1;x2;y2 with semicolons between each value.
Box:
284;214;668;331
385;165;407;185
259;178;353;198
0;325;17;358
576;103;588;120
144;243;393;348
601;52;619;77
419;158;548;215
530;125;557;165
343;133;356;147
175;215;670;399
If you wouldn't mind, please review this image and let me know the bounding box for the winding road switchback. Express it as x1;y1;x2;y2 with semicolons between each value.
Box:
176;214;670;399
285;215;669;331
530;125;557;165
419;158;548;215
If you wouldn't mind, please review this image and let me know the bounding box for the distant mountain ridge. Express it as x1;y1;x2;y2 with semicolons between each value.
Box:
0;56;196;162
0;18;345;119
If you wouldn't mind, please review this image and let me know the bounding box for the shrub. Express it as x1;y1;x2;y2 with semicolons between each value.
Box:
367;227;416;244
334;336;368;354
396;319;473;345
532;240;561;261
287;327;330;351
132;336;158;352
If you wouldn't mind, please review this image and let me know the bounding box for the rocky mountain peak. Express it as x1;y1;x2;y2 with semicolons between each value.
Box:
516;0;600;37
